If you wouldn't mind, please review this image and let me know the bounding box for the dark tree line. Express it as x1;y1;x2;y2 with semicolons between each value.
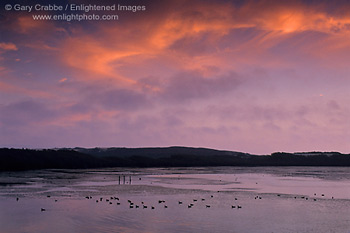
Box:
0;148;349;171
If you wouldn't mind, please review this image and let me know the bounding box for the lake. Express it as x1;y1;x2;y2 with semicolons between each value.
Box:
0;167;349;233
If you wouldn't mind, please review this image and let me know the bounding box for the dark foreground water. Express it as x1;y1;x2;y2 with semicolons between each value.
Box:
0;167;349;233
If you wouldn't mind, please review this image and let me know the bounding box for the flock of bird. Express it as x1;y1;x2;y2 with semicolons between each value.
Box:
82;193;243;210
14;191;333;212
13;193;244;212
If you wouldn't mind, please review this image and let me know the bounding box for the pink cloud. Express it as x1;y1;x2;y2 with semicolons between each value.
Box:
0;42;17;51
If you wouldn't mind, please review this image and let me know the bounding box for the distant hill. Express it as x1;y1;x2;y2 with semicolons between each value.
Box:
74;146;249;158
0;147;349;171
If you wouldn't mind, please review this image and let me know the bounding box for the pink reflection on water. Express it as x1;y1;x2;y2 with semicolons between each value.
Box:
0;167;349;233
146;173;350;199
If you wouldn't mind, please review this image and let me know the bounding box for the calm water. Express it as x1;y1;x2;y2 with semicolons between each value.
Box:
0;167;349;233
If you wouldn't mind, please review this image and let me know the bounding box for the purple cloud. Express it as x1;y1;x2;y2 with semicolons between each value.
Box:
161;71;244;102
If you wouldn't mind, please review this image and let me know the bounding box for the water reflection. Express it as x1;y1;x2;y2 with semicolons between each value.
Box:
0;167;349;233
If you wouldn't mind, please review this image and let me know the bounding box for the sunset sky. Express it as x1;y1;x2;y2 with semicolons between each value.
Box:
0;0;349;154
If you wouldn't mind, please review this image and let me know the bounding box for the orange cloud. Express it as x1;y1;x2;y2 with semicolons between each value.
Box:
58;0;350;92
148;1;350;69
0;42;18;51
233;1;350;34
62;37;141;85
60;2;237;89
47;108;119;128
59;78;68;83
261;10;350;34
149;3;236;49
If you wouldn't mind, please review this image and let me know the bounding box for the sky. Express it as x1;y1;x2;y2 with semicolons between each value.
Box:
0;0;349;154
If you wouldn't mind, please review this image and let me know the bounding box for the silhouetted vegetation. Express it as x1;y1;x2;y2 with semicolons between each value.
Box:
0;147;349;171
0;148;106;171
